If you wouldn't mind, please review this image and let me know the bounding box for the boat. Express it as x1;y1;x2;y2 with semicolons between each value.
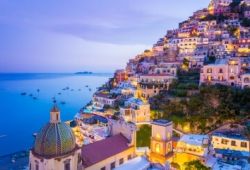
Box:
58;92;61;95
20;92;26;96
33;97;37;100
60;101;66;105
29;94;33;97
89;88;92;91
85;85;89;88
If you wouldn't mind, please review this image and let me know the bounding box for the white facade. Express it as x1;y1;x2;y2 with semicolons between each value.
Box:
29;150;81;170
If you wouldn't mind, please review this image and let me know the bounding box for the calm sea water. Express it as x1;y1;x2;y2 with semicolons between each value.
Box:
0;73;111;156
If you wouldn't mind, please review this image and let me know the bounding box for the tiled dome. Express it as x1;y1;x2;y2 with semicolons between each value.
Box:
34;105;77;157
34;121;76;157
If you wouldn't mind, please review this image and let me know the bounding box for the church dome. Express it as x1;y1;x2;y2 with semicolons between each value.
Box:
33;106;76;157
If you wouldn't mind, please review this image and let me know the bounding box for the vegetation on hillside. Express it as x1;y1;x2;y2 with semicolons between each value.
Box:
150;70;250;133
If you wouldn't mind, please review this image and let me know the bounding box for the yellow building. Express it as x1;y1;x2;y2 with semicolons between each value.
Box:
175;134;209;157
211;132;250;152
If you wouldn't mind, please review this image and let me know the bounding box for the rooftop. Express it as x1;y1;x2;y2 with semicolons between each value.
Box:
152;119;172;127
179;134;209;146
114;156;150;170
212;132;248;140
82;134;130;168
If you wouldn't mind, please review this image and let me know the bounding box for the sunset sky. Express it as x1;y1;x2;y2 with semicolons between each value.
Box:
0;0;210;73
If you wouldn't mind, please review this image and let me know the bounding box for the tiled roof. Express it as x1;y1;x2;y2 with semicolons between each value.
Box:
82;134;130;168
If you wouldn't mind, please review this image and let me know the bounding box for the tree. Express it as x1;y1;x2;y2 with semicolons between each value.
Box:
185;160;210;170
136;125;152;147
171;162;181;170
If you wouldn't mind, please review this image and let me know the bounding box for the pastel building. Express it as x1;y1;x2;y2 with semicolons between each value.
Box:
29;106;82;170
241;73;250;88
211;132;250;152
150;120;173;157
114;69;128;84
120;97;150;123
138;74;176;99
93;92;117;109
82;119;136;170
175;134;209;157
208;0;232;14
200;58;242;87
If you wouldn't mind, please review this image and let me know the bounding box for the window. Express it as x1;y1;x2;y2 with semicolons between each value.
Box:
35;160;39;170
207;68;212;73
241;142;247;148
221;139;229;145
64;159;71;170
128;155;132;160
110;162;115;170
231;140;236;146
119;158;124;165
36;164;39;170
100;167;106;170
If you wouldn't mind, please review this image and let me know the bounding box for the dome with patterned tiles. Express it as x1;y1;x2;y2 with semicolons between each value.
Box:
34;105;76;157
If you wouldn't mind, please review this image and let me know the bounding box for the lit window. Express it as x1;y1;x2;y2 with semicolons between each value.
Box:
231;140;236;146
241;142;247;148
155;143;160;153
119;158;124;165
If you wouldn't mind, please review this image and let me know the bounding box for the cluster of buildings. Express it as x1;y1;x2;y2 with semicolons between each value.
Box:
28;0;250;170
29;107;250;170
126;0;250;89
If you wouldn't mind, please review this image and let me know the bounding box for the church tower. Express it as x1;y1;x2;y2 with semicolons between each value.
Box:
29;105;82;170
151;120;173;157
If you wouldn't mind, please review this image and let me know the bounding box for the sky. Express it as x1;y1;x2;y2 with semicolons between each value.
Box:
0;0;210;73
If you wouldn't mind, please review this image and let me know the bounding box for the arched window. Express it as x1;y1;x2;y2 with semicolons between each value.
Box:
155;143;160;153
244;77;250;83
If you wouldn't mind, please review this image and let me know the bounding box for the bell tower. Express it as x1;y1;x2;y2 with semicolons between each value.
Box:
151;119;173;157
50;105;60;123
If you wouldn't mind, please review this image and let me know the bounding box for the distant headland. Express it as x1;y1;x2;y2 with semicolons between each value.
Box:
75;71;93;75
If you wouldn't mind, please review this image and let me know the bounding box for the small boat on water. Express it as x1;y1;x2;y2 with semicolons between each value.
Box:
0;135;7;138
60;101;66;105
58;92;61;95
62;86;70;90
85;85;89;88
21;92;26;96
89;88;92;91
29;94;33;97
33;97;37;100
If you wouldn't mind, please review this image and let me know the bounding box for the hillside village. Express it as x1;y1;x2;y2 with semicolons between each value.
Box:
27;0;250;170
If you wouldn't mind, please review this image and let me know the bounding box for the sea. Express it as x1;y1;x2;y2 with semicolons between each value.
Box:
0;73;112;156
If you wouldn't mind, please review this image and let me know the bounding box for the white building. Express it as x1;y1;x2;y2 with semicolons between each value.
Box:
120;97;150;123
175;134;209;157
